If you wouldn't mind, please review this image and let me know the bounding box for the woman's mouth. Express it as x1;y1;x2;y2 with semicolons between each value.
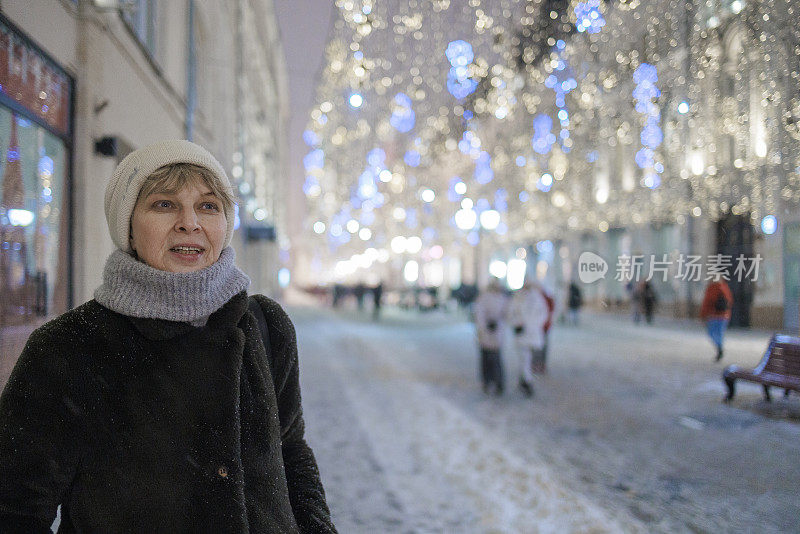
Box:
170;246;205;255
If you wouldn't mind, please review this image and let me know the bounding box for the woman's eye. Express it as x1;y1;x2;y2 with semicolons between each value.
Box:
201;202;220;211
154;200;173;209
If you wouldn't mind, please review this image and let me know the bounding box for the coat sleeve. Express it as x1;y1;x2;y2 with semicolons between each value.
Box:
473;296;484;325
533;292;550;328
0;328;85;533
508;294;524;328
254;296;337;534
473;297;488;333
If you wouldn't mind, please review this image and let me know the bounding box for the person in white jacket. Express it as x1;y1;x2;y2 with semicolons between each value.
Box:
473;280;509;395
508;280;550;397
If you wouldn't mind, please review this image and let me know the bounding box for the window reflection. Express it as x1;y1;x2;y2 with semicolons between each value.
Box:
0;109;69;379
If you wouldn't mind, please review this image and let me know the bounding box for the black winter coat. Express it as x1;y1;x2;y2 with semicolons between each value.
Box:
0;291;336;533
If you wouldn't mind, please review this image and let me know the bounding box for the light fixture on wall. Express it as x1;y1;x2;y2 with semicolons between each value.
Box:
94;136;118;157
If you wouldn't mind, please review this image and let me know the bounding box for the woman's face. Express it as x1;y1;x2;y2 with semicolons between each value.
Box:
129;179;227;273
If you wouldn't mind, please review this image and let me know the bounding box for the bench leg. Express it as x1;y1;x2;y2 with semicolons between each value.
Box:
763;385;772;402
724;376;736;402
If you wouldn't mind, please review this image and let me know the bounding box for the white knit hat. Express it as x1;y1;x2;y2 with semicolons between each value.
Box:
104;139;236;253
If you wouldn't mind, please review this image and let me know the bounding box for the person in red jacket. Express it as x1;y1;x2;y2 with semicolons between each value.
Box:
700;279;734;361
536;284;556;374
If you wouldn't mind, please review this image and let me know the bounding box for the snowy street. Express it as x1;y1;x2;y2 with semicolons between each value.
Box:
295;307;800;534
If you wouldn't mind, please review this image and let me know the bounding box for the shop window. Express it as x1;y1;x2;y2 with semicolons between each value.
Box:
0;15;72;388
0;110;69;326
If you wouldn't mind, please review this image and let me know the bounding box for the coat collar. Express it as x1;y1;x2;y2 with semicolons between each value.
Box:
125;291;250;340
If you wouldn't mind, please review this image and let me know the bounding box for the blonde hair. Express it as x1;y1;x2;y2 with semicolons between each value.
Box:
136;163;236;212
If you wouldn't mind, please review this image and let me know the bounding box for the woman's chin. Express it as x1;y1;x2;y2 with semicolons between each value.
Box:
151;250;216;272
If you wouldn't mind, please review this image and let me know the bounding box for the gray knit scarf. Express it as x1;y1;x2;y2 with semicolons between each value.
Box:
94;246;251;323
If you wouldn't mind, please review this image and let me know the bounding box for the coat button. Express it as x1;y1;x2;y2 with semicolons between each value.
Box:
217;465;228;478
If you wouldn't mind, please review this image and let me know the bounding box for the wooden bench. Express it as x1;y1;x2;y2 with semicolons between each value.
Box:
722;334;800;402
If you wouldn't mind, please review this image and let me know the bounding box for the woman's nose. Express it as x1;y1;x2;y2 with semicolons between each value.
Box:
176;209;201;232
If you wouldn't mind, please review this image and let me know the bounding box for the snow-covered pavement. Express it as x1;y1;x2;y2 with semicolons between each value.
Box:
294;307;800;533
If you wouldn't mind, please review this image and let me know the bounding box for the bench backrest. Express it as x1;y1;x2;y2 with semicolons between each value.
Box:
755;334;800;378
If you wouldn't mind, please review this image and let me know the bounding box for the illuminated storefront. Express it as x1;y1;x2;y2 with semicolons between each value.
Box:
0;14;72;367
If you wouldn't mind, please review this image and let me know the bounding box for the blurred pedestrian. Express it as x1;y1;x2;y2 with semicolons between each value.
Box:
452;283;478;310
0;140;336;532
535;283;556;374
332;283;344;308
628;280;642;323
567;281;583;325
354;282;366;311
509;280;549;397
632;280;657;324
700;278;733;361
642;280;657;324
473;279;508;395
427;286;440;309
372;281;384;320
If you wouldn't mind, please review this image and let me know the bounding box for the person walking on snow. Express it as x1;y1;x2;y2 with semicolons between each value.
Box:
567;281;583;325
535;283;556;374
509;280;550;397
473;279;509;395
372;281;384;320
700;278;733;361
642;280;657;324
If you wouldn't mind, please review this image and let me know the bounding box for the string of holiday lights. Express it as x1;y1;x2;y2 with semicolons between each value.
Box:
301;0;799;282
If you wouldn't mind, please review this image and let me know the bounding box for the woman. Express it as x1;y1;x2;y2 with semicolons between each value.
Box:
0;140;336;533
508;280;549;398
473;279;508;395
